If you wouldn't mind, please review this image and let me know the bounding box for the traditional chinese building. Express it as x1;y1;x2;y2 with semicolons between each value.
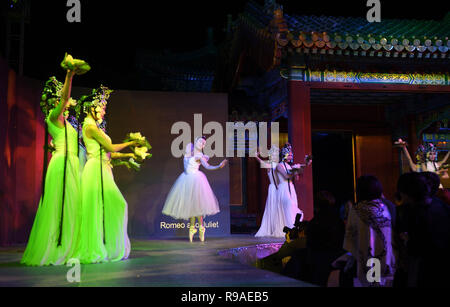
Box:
218;0;450;223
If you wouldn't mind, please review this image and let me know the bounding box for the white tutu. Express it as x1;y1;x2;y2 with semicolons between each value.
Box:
162;155;220;220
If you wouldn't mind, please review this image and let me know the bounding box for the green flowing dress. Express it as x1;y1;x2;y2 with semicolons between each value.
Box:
72;117;130;263
21;117;81;266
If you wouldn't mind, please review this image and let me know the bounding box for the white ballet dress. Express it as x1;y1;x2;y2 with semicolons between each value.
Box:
255;165;283;237
255;162;303;238
162;153;220;220
423;161;444;188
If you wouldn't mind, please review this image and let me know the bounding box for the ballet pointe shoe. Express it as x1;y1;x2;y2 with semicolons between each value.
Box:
189;227;197;243
199;225;206;242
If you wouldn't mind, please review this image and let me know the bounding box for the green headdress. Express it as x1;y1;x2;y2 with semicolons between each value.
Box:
79;85;113;113
40;77;63;117
77;85;113;126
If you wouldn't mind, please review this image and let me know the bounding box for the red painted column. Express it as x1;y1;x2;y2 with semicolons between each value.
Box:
288;80;313;221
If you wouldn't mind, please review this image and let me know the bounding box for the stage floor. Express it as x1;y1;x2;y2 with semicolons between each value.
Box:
0;235;314;287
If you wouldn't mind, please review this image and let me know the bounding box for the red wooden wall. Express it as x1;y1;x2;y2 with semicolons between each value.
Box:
0;58;45;246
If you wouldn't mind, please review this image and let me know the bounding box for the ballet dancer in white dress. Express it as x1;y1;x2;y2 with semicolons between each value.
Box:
162;137;227;242
254;145;286;238
274;143;312;231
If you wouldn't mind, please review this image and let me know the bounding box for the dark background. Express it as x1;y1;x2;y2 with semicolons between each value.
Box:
1;0;448;89
312;132;355;207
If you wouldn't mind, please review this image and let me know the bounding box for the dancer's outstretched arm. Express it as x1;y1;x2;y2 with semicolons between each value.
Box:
111;152;136;159
294;164;307;175
296;155;313;174
85;125;138;153
198;156;227;171
49;70;75;126
400;144;418;172
254;152;271;169
276;163;298;180
438;151;450;168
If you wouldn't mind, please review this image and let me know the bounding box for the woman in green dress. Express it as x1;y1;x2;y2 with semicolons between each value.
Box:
21;54;90;266
73;86;138;263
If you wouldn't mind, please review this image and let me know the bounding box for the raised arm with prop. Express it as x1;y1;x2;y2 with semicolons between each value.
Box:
394;138;418;172
438;150;450;168
254;150;272;169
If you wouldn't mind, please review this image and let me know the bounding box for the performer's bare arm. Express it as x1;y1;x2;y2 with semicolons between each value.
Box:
198;157;228;171
295;156;313;174
276;163;298;180
85;125;137;153
254;152;272;169
400;145;418;172
111;152;136;159
438;151;450;168
49;70;75;127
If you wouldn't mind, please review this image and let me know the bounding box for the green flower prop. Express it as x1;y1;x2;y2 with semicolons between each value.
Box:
125;132;152;161
125;132;152;150
111;157;141;171
60;53;91;75
112;132;152;171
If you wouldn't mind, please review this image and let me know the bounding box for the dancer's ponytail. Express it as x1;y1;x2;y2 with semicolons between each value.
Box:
57;122;69;246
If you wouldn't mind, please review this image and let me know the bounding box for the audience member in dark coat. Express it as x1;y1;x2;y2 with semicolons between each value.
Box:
394;172;450;287
422;171;450;206
304;191;346;286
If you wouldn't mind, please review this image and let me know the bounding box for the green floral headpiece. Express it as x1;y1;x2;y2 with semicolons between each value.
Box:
77;85;113;126
78;85;113;116
40;77;63;117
